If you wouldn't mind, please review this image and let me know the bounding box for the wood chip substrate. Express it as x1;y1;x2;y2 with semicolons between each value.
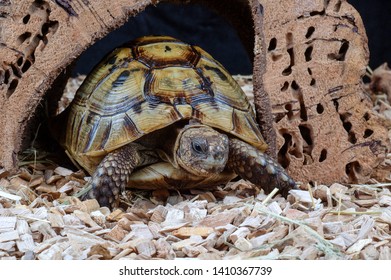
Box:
0;73;390;260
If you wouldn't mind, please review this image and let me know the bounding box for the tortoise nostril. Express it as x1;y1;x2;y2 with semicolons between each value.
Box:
214;151;225;161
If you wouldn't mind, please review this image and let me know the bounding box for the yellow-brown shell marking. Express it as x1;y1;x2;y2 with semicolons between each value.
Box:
65;36;267;173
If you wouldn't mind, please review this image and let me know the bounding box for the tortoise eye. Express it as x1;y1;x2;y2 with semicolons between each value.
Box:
192;139;207;154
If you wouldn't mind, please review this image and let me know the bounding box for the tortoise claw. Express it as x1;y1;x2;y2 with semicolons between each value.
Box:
228;138;295;197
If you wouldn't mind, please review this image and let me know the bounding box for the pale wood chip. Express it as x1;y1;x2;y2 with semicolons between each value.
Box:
16;233;36;252
172;235;203;251
354;199;379;207
58;180;80;193
113;248;134;260
285;208;309;220
87;244;112;260
198;209;238;227
0;190;21;201
163;208;185;227
135;240;156;257
38;242;69;260
323;221;343;235
300;245;320;260
107;209;125;222
234;236;253;251
0;230;19;242
379;246;391;260
280;245;302;260
123;224;153;242
147;222;164;239
289;189;314;204
172;226;214;239
159;222;190;233
53;166;74;177
30;221;57;239
154;238;175;259
16;219;31;235
267;201;283;215
378;208;391;224
0;241;15;251
230;227;250;243
346;239;372;254
330;183;349;194
149;205;168;223
183;245;208;257
379;195;391;206
184;207;207;223
249;232;275;248
47;212;65;228
239;216;262;228
0;216;17;233
73;210;99;228
105;225;128;242
360;245;380;260
28;176;44;188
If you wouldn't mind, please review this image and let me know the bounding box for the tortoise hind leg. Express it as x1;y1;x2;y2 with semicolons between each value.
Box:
227;138;295;197
84;143;159;208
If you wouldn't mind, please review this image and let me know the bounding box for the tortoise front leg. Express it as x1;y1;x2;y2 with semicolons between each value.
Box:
84;143;159;208
227;138;295;197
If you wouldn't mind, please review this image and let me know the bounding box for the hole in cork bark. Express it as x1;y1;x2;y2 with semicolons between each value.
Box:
299;124;313;150
282;47;294;76
348;132;357;144
345;161;361;182
281;81;289;91
333;99;339;112
328;40;349;61
10;64;21;78
22;60;32;73
307;68;312;75
316;103;324;114
17;57;23;66
17;32;32;45
291;80;299;90
268;38;277;51
304;45;313;62
7;79;18;97
23;14;31;24
291;81;307;121
364;129;374;138
319;149;327;162
285;103;294;120
4;69;10;84
305;26;315;39
278;132;292;168
334;0;342;12
363;112;371;121
310;78;316;86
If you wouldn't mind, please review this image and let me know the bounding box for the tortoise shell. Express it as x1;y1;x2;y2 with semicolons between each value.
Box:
64;35;267;173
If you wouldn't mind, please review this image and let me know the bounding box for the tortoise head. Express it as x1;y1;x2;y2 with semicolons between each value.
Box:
175;125;229;177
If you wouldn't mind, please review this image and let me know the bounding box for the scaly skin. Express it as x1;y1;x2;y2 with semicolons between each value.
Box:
227;138;295;197
85;143;158;208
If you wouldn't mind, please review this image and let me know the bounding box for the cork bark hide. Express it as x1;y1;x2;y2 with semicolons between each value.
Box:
259;0;389;184
0;0;388;185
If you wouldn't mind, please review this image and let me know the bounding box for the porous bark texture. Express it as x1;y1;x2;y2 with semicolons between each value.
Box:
259;0;389;184
0;0;388;185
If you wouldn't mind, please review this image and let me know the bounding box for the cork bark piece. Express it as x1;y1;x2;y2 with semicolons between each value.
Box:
0;0;388;185
258;0;389;184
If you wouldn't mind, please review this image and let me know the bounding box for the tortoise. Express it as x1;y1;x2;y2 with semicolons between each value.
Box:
62;35;295;208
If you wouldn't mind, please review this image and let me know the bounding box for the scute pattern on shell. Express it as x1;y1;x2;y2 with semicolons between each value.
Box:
65;36;267;173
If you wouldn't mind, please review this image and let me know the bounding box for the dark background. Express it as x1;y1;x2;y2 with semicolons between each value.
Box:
73;1;391;76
